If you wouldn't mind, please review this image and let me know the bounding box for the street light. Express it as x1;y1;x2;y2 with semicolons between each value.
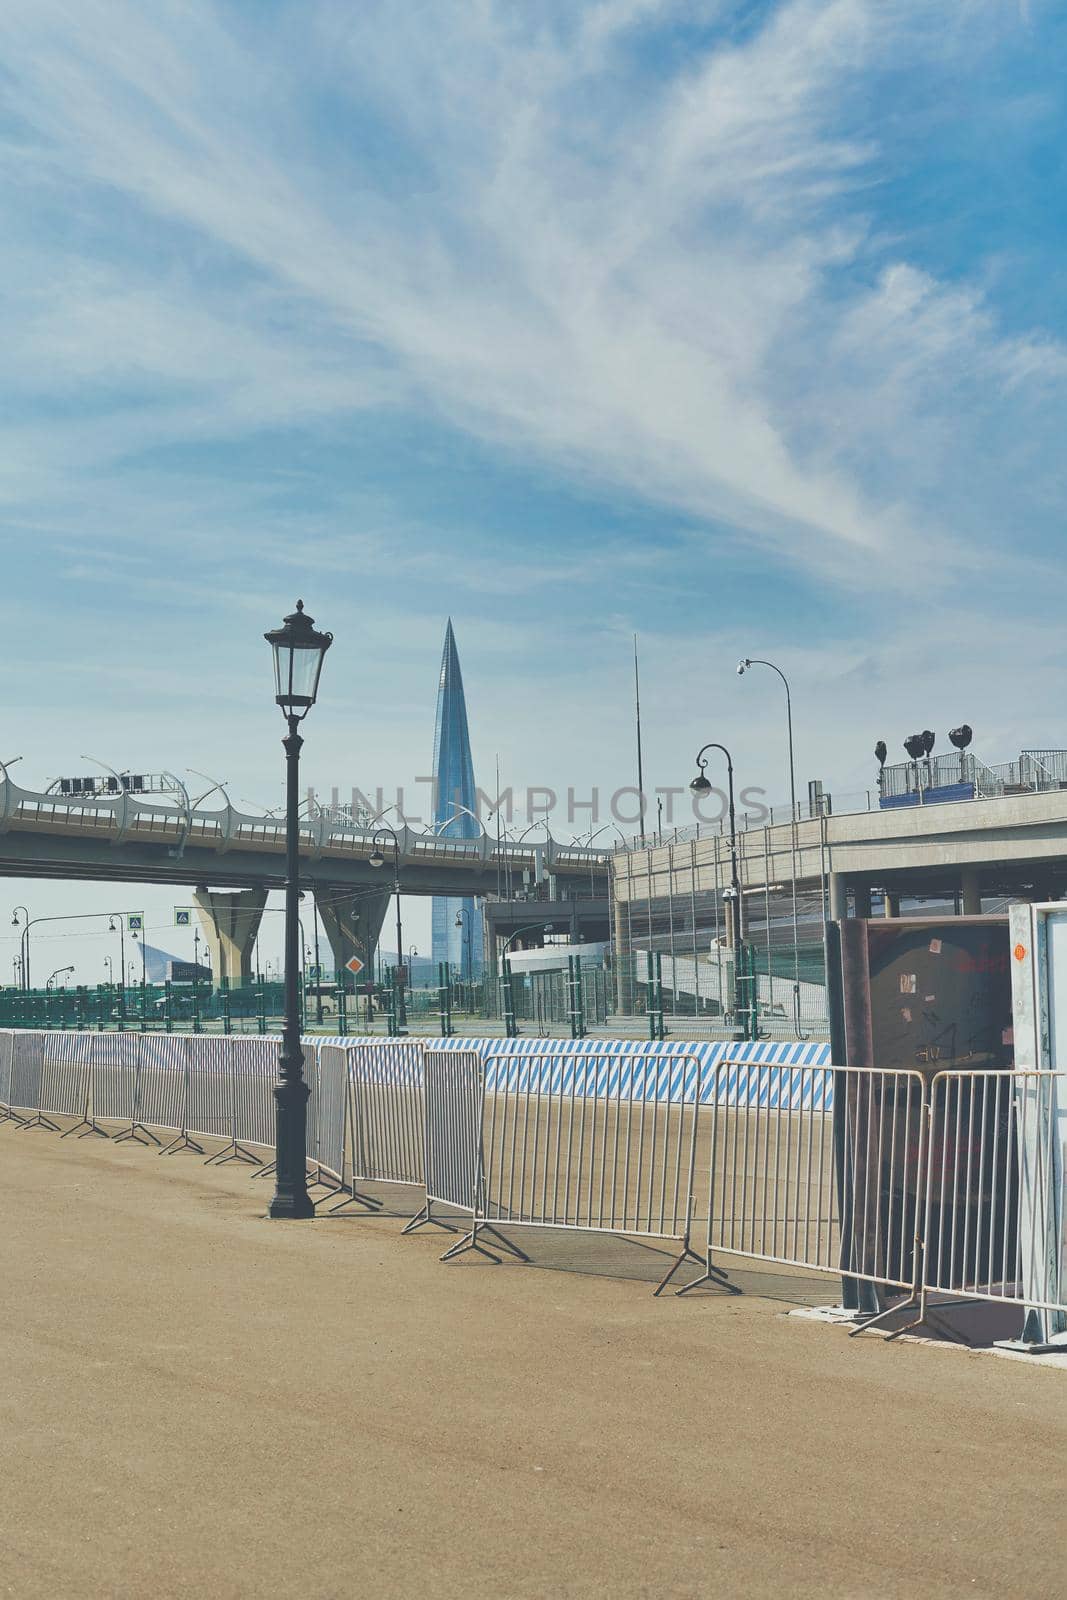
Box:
690;742;746;1038
499;922;555;1038
454;907;475;983
264;599;333;1220
502;921;555;954
46;966;74;991
12;906;28;989
109;916;127;1023
737;656;803;1035
368;824;406;1032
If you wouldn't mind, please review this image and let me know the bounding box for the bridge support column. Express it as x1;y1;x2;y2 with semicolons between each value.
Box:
883;891;900;918
828;873;848;923
193;888;267;989
315;887;390;984
960;870;982;916
854;885;873;919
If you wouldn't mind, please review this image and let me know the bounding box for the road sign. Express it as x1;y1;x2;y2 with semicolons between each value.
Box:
345;956;365;975
174;908;192;927
127;913;144;933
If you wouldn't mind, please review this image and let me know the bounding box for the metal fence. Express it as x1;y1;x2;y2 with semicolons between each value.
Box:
477;1048;704;1290
915;1070;1064;1345
612;832;830;1041
682;1061;926;1309
3;1030;1064;1342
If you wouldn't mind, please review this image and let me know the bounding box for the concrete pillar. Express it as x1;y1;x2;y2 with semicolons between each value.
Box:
960;870;982;916
883;891;900;918
854;885;873;919
828;873;848;923
193;887;267;989
314;887;390;983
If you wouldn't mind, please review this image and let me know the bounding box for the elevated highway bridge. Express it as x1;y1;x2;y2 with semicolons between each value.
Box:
0;768;610;986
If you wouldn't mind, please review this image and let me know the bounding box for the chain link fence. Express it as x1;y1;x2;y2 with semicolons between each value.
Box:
611;828;830;1042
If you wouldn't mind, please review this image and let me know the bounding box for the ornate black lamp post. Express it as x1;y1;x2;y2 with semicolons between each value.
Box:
368;825;406;1032
264;600;332;1219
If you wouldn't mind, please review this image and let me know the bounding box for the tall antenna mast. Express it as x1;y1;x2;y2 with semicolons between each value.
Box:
634;634;646;841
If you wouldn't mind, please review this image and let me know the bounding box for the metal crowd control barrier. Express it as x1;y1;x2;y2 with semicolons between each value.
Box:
136;1034;187;1143
404;1050;504;1255
182;1035;248;1165
231;1037;277;1164
308;1043;345;1195
905;1070;1067;1346
8;1030;92;1132
11;1029;1066;1348
158;1038;203;1156
91;1032;161;1145
332;1041;425;1216
476;1047;704;1291
680;1061;927;1321
0;1030;20;1125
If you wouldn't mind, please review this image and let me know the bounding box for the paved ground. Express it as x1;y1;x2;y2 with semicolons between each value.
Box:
2;1125;1064;1600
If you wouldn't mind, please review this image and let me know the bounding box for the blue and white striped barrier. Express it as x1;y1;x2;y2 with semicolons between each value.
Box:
314;1037;834;1107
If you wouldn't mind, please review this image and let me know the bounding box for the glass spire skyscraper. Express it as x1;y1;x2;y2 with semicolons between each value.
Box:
431;619;484;976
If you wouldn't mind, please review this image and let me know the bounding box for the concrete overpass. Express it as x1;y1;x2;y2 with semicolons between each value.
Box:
614;785;1067;950
0;770;609;985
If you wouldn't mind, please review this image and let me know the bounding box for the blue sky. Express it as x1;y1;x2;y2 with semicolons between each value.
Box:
1;0;1065;976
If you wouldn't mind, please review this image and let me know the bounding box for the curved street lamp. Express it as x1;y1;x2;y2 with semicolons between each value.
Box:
368;824;406;1032
264;599;332;1221
11;905;28;990
454;906;476;983
737;656;803;1035
690;741;747;1038
499;921;555;1038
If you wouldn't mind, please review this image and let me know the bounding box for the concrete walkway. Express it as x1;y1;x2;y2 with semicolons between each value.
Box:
1;1126;1064;1599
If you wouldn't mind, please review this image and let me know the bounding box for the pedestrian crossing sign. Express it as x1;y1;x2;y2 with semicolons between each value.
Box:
174;908;192;928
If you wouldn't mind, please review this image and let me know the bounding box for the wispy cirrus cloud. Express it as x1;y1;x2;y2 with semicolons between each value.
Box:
0;0;1062;597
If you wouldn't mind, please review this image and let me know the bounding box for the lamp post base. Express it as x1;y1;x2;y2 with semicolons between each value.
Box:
269;1075;315;1220
268;1190;316;1220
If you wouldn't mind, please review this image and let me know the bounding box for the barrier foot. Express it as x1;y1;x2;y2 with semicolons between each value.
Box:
401;1202;459;1237
329;1187;383;1215
62;1116;107;1139
879;1300;974;1347
439;1228;501;1265
158;1131;205;1156
17;1112;62;1133
306;1165;344;1197
251;1160;277;1181
675;1260;741;1298
477;1223;530;1263
653;1244;705;1298
2;1108;27;1127
114;1122;162;1147
205;1141;263;1169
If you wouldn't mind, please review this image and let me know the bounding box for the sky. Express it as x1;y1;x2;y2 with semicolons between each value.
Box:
1;0;1065;981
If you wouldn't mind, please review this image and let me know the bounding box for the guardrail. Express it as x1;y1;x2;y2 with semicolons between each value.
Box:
3;1032;1062;1341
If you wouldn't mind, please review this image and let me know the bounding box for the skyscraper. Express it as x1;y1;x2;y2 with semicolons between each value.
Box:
431;619;485;976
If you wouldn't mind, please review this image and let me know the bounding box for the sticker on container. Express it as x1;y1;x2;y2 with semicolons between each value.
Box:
900;973;917;994
929;939;942;954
